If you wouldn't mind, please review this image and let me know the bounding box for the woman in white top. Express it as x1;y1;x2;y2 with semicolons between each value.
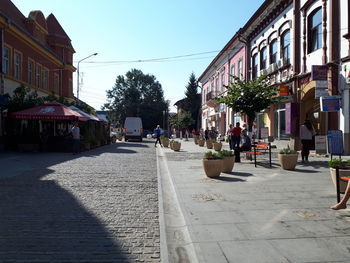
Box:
299;119;315;162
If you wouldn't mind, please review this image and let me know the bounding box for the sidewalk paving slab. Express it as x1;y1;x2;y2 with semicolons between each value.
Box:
157;139;350;263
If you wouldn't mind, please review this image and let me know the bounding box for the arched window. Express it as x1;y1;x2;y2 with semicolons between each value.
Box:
281;30;290;62
308;7;322;53
260;47;267;70
252;54;258;79
269;39;278;64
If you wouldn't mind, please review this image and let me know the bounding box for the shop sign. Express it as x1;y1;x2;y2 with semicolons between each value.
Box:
285;102;298;134
311;65;328;81
219;103;226;113
315;80;329;98
327;130;344;155
279;85;289;96
315;135;327;154
320;96;341;112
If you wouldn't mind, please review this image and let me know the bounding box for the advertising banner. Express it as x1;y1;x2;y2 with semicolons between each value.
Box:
320;96;341;112
327;130;344;155
285;102;298;134
311;65;328;81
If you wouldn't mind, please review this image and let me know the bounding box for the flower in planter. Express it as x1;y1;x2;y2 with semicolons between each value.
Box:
328;159;350;169
204;151;223;160
279;146;297;154
219;149;234;157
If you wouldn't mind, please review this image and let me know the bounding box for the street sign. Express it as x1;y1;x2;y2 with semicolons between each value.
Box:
320;96;341;112
315;135;327;154
327;130;343;155
311;65;328;81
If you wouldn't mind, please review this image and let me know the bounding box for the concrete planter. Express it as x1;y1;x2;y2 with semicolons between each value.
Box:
213;142;222;151
202;159;222;178
278;153;298;170
329;168;350;193
172;142;181;151
161;139;169;147
222;156;235;173
198;139;205;147
206;141;213;149
194;136;199;145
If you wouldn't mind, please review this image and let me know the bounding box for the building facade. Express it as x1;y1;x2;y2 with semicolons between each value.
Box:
199;33;246;136
199;0;349;152
0;0;75;99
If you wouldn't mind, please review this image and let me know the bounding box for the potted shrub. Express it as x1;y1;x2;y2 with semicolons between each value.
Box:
194;135;199;145
202;151;223;178
206;139;214;149
219;150;235;172
278;146;298;170
198;139;205;147
170;140;174;150
172;141;181;151
213;141;222;151
328;159;350;192
160;135;170;147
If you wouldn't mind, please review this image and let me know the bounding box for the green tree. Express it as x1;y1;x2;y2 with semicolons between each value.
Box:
5;85;96;114
103;69;168;130
170;111;195;130
217;75;280;131
5;85;43;113
183;73;201;130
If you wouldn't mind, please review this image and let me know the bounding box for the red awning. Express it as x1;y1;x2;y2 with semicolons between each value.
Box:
11;101;89;121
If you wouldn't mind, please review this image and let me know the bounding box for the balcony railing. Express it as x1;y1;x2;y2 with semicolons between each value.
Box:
206;91;218;108
206;91;217;101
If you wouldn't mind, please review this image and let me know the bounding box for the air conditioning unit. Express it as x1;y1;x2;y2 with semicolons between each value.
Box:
260;69;268;75
277;59;284;68
271;63;278;72
278;58;289;68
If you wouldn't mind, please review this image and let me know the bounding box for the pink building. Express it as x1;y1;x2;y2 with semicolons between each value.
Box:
199;33;246;135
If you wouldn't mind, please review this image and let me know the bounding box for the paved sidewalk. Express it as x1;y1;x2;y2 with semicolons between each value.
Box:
157;139;350;263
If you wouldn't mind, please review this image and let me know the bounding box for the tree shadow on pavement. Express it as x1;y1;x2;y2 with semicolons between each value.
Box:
214;176;246;182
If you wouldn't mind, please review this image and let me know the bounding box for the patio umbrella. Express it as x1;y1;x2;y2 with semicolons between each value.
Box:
11;101;89;121
69;106;99;121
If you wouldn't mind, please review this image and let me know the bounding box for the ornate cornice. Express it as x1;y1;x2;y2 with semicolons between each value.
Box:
242;0;293;41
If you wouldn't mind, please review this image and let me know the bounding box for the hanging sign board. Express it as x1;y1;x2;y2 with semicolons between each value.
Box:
327;130;344;155
315;80;328;98
320;96;341;112
315;135;327;154
311;65;328;81
279;85;289;96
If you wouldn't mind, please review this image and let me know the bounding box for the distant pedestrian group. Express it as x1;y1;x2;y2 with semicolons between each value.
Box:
227;122;251;152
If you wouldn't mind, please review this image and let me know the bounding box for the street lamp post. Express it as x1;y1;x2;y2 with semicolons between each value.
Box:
77;52;98;100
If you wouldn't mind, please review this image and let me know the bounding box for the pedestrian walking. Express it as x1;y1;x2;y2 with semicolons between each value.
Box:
154;125;162;147
300;119;315;162
71;122;81;154
232;122;242;148
204;128;209;141
227;124;233;150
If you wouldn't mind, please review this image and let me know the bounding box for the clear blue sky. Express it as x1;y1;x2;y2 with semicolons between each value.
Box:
11;0;264;112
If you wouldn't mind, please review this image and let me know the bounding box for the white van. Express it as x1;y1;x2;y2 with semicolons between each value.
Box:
124;117;143;142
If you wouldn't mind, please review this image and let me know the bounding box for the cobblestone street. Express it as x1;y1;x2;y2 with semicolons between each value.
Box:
0;140;160;262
